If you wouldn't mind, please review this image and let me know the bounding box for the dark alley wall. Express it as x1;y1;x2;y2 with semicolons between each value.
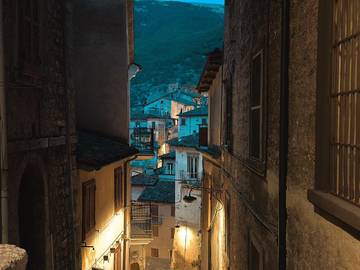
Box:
2;0;78;269
73;0;130;141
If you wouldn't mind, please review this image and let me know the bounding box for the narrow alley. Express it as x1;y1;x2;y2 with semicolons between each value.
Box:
0;1;360;270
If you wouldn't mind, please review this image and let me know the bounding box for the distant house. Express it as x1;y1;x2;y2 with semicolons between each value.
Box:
178;106;208;138
131;179;176;270
159;151;176;178
143;91;198;120
165;133;204;269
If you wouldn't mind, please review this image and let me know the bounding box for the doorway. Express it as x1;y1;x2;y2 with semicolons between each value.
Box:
18;163;46;270
130;262;140;270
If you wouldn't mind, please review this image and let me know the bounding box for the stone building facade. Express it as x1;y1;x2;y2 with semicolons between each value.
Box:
2;0;78;269
201;0;360;269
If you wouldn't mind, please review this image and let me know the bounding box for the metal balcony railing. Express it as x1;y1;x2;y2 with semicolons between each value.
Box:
130;128;155;153
179;170;201;186
131;202;152;239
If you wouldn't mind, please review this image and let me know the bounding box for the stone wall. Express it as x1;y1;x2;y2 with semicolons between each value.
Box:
2;0;78;269
202;0;360;269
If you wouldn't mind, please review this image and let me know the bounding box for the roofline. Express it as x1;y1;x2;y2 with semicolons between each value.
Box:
78;153;138;172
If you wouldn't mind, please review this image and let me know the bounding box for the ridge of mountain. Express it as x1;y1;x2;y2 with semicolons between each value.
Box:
131;0;224;106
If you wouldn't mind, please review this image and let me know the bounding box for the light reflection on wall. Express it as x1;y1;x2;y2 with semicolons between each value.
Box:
83;210;125;270
218;202;225;270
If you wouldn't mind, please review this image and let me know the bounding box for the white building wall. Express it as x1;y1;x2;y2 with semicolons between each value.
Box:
174;148;203;226
173;147;203;269
178;116;208;138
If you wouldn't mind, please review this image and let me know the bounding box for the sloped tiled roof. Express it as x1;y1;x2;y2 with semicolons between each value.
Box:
77;131;138;171
159;151;176;160
137;180;175;204
166;133;199;148
131;111;170;120
131;174;159;186
146;91;198;107
178;106;208;117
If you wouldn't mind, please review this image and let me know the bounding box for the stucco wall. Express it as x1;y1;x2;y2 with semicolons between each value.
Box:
286;0;360;269
145;203;175;270
173;148;202;269
73;0;130;141
79;160;127;270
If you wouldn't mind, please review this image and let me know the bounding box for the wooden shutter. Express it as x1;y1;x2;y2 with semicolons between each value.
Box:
114;167;123;212
82;179;96;239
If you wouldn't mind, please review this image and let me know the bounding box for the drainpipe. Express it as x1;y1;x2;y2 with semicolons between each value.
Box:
0;0;9;244
123;154;138;270
279;0;290;269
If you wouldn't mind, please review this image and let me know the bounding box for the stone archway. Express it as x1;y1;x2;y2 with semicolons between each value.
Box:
18;162;46;270
131;262;140;270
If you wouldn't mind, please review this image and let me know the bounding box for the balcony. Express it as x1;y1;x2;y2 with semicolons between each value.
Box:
179;170;201;187
130;128;155;154
131;202;153;241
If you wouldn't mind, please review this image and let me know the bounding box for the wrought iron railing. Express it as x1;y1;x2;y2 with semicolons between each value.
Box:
131;202;152;238
179;170;201;186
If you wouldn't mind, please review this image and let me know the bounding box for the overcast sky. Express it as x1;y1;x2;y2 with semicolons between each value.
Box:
165;0;224;5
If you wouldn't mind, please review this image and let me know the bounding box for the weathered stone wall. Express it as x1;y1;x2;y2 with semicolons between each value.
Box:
203;0;360;270
2;0;78;269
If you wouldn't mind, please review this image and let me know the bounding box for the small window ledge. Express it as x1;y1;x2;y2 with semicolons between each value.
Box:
308;190;360;235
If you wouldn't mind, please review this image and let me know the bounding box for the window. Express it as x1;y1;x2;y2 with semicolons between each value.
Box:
114;167;123;212
152;225;159;237
248;232;263;270
19;0;41;74
171;228;175;239
309;0;360;235
171;205;175;216
328;0;360;205
151;204;159;224
181;118;186;126
82;179;96;239
151;248;159;258
250;51;264;161
225;64;234;151
167;163;174;175
187;155;199;179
